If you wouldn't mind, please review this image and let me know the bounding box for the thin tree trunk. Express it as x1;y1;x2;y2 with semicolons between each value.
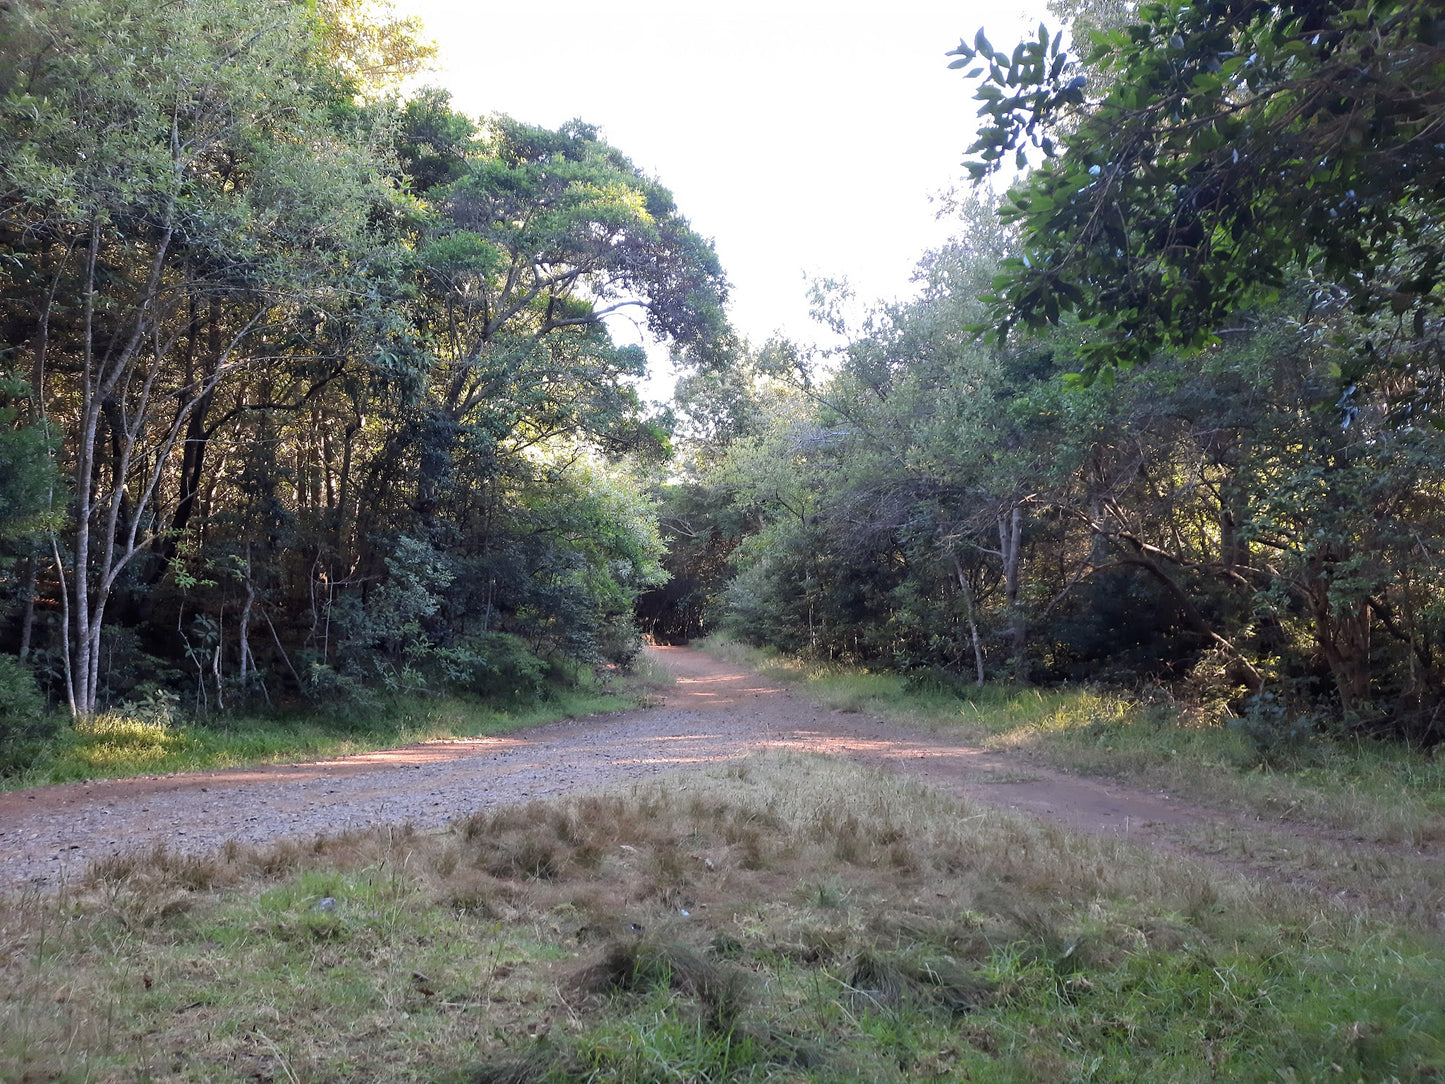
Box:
18;554;37;658
71;219;101;714
999;505;1026;675
951;555;986;686
238;544;255;697
51;534;76;717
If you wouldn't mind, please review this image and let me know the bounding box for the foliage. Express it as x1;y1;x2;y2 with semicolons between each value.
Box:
0;652;54;773
0;376;58;546
678;137;1445;740
949;0;1445;385
0;0;725;726
313;0;437;100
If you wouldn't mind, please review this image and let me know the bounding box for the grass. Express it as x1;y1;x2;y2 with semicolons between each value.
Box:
695;635;1445;849
3;754;1442;1082
3;673;647;791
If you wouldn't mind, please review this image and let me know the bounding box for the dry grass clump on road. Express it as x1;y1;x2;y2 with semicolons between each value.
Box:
3;754;1442;1082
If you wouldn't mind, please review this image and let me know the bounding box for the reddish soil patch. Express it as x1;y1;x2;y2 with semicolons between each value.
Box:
0;647;1428;914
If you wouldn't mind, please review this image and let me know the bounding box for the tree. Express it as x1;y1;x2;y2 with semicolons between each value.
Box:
0;0;400;713
950;0;1445;387
934;0;1445;735
0;375;60;663
0;2;727;715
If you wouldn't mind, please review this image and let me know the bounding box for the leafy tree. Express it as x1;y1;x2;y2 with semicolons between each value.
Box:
313;0;436;100
0;0;724;720
0;0;401;713
394;88;478;194
0;375;60;664
950;0;1445;389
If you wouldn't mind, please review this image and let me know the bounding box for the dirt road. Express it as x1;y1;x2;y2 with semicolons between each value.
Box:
0;647;1427;912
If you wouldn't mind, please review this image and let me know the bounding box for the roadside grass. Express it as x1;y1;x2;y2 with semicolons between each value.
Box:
628;646;678;704
3;675;640;791
693;635;1445;848
3;754;1442;1082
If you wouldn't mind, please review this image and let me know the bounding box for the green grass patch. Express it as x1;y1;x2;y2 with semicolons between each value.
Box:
4;676;640;790
3;755;1441;1082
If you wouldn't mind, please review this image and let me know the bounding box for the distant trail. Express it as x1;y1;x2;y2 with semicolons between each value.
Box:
1;647;1434;919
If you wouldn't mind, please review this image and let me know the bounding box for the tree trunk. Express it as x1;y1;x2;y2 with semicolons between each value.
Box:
18;554;37;659
951;554;986;686
999;505;1026;677
1304;563;1373;713
238;544;255;692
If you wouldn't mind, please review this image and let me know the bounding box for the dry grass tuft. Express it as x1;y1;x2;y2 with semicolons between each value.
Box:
845;948;995;1014
571;932;755;1038
85;842;231;892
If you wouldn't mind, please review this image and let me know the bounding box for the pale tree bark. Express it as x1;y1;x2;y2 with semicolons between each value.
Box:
998;505;1026;674
59;206;264;714
950;553;987;686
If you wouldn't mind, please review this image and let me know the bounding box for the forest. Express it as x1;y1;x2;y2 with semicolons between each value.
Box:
642;0;1445;748
0;0;728;751
2;0;1443;768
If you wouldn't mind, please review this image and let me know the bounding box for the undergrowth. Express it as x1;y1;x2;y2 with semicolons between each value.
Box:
2;755;1441;1082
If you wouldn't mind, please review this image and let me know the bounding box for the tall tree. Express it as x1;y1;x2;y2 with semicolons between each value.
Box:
949;0;1445;389
0;0;400;713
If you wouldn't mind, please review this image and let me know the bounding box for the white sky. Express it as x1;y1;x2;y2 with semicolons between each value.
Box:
397;0;1042;396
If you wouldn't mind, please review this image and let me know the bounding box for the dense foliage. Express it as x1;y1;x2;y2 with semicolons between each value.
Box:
2;0;1440;753
949;0;1444;386
0;0;728;725
657;0;1445;745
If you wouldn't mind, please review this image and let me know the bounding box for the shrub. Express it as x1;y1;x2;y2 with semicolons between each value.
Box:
1232;689;1321;765
461;632;547;701
0;652;58;774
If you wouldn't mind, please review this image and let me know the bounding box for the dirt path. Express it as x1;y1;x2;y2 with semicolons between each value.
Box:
0;647;1426;909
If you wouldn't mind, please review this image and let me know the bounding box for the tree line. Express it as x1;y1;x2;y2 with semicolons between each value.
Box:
3;0;1440;759
642;0;1445;746
0;0;730;738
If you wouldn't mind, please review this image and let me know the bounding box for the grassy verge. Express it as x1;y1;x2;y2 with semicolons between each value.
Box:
4;670;655;791
693;635;1445;848
3;755;1441;1082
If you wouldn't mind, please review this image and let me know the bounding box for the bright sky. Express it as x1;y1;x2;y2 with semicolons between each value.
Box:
398;0;1041;394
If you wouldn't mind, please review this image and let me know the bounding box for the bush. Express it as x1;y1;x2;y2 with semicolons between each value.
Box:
595;618;644;669
0;653;58;774
460;633;547;701
1232;689;1321;766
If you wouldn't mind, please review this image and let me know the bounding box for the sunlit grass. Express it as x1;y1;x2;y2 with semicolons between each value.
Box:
3;755;1441;1082
5;678;641;790
66;712;197;771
